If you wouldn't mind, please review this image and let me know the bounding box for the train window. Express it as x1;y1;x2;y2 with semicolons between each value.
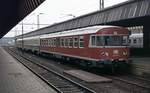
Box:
56;38;60;47
54;38;56;47
73;37;78;48
122;36;128;45
49;39;51;46
65;38;68;47
91;36;96;46
68;38;70;47
44;40;46;46
63;38;65;47
46;40;48;46
96;36;104;46
48;39;49;46
40;39;42;46
104;36;122;46
50;39;52;46
69;38;73;47
44;40;46;47
61;38;64;47
43;39;45;47
52;39;54;47
79;36;84;48
46;40;47;46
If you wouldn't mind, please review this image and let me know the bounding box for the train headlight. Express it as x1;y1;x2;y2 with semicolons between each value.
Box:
101;52;105;56
105;52;109;56
101;52;109;56
113;50;119;55
123;51;127;56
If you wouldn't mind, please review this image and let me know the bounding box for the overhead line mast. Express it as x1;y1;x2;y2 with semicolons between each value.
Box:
99;0;104;10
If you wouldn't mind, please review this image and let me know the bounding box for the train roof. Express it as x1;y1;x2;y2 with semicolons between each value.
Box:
16;25;124;39
40;25;121;38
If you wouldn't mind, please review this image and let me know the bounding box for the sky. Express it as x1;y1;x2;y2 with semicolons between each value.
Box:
4;0;128;37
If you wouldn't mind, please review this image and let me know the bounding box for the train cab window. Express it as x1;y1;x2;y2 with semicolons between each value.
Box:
96;36;104;46
90;36;104;47
52;39;54;47
104;36;126;46
73;37;78;48
79;36;84;48
91;36;96;46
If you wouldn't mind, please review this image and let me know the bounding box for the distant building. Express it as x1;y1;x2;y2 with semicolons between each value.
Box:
127;26;143;34
0;37;15;46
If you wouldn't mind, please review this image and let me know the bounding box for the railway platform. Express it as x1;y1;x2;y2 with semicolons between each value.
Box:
64;70;112;83
0;47;57;93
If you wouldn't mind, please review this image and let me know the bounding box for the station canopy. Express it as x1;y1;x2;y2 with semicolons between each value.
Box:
0;0;45;38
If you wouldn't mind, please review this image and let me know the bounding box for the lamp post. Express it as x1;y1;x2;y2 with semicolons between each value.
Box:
37;13;44;29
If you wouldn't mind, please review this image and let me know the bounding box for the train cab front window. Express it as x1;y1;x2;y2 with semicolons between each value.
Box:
90;35;128;47
104;36;128;46
90;36;104;47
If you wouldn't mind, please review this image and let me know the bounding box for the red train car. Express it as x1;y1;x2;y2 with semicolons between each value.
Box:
39;25;129;68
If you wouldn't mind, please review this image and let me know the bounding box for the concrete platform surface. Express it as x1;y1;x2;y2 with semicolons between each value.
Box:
0;47;57;93
64;70;112;83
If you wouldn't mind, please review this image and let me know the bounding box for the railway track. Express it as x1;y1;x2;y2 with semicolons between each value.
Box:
109;75;150;93
6;47;96;93
6;47;150;93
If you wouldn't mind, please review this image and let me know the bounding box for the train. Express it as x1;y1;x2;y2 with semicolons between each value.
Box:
16;25;130;70
129;33;143;48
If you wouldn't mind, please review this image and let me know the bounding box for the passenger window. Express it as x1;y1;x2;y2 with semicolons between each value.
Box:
46;39;48;46
73;37;78;48
79;36;84;48
50;39;52;46
128;39;131;43
69;38;73;47
65;38;68;47
56;38;60;47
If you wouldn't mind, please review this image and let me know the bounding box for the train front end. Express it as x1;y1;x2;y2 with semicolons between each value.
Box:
90;26;130;70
